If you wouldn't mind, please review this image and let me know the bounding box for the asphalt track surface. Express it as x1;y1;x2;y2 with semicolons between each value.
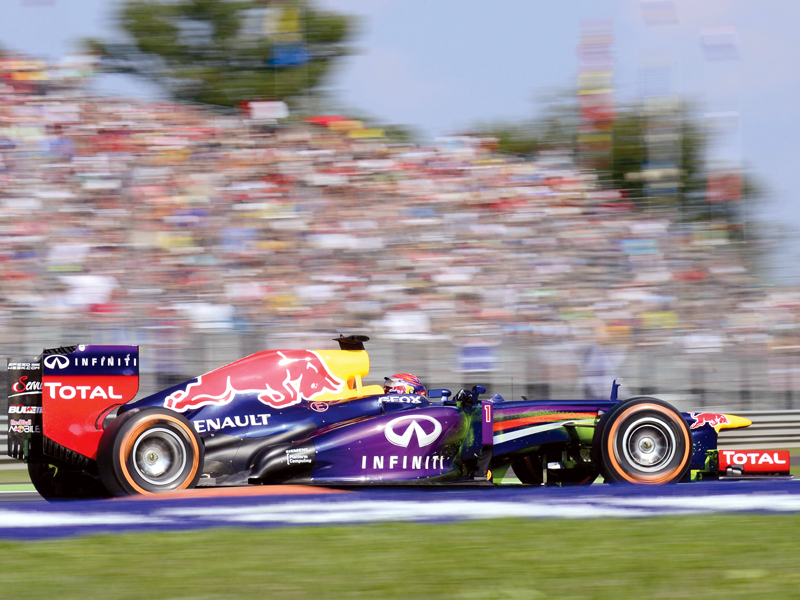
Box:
2;480;800;539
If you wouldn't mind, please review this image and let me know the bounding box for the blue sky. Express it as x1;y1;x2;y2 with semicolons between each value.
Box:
2;0;800;278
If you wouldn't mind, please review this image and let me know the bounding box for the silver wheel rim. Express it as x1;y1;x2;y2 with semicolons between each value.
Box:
620;417;676;473
132;427;187;486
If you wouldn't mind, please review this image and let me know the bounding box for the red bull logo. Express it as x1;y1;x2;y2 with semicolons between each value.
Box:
9;418;40;434
164;350;345;412
690;412;730;430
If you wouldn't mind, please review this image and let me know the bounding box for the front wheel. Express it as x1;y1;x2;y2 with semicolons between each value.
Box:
97;408;203;496
593;397;691;484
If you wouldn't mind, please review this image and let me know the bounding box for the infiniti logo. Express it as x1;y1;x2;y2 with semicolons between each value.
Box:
384;415;442;448
43;355;69;370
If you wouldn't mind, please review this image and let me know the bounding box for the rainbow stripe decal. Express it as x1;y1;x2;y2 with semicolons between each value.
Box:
494;412;597;433
492;409;600;447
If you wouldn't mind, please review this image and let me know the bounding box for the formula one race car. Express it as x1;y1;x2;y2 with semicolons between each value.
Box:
6;336;792;499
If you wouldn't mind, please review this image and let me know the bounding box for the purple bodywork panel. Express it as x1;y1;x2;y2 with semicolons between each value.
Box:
309;406;469;483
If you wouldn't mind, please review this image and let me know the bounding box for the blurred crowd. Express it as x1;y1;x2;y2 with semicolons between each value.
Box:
2;57;800;399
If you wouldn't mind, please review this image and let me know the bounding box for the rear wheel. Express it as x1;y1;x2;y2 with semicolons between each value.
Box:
97;408;203;496
593;397;691;484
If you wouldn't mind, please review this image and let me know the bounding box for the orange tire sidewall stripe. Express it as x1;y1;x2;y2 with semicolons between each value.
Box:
118;414;200;495
605;403;690;484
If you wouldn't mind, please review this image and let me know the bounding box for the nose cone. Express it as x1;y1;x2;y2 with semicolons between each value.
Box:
718;414;752;431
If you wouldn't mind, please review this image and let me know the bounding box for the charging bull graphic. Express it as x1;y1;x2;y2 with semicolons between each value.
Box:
690;412;730;430
164;350;345;412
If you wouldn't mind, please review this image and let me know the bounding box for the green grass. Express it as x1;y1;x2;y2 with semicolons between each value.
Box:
0;483;33;491
0;466;30;484
3;516;800;599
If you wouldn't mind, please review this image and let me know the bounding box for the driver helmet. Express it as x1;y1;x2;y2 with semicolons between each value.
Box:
383;373;426;396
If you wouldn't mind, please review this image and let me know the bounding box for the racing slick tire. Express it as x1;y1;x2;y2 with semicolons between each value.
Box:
28;460;108;500
592;397;692;485
97;408;204;496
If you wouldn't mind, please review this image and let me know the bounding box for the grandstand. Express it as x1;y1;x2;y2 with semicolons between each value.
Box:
0;64;798;409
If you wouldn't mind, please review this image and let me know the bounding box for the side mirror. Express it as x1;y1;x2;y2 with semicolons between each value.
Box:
442;389;457;406
610;379;621;401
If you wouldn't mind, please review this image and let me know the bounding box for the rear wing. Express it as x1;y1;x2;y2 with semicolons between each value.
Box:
7;345;139;462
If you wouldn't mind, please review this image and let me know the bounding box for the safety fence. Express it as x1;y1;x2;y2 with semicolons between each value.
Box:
717;411;800;449
2;321;800;410
3;319;800;467
0;415;17;467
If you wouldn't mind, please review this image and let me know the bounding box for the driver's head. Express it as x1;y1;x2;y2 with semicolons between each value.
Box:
383;373;426;396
